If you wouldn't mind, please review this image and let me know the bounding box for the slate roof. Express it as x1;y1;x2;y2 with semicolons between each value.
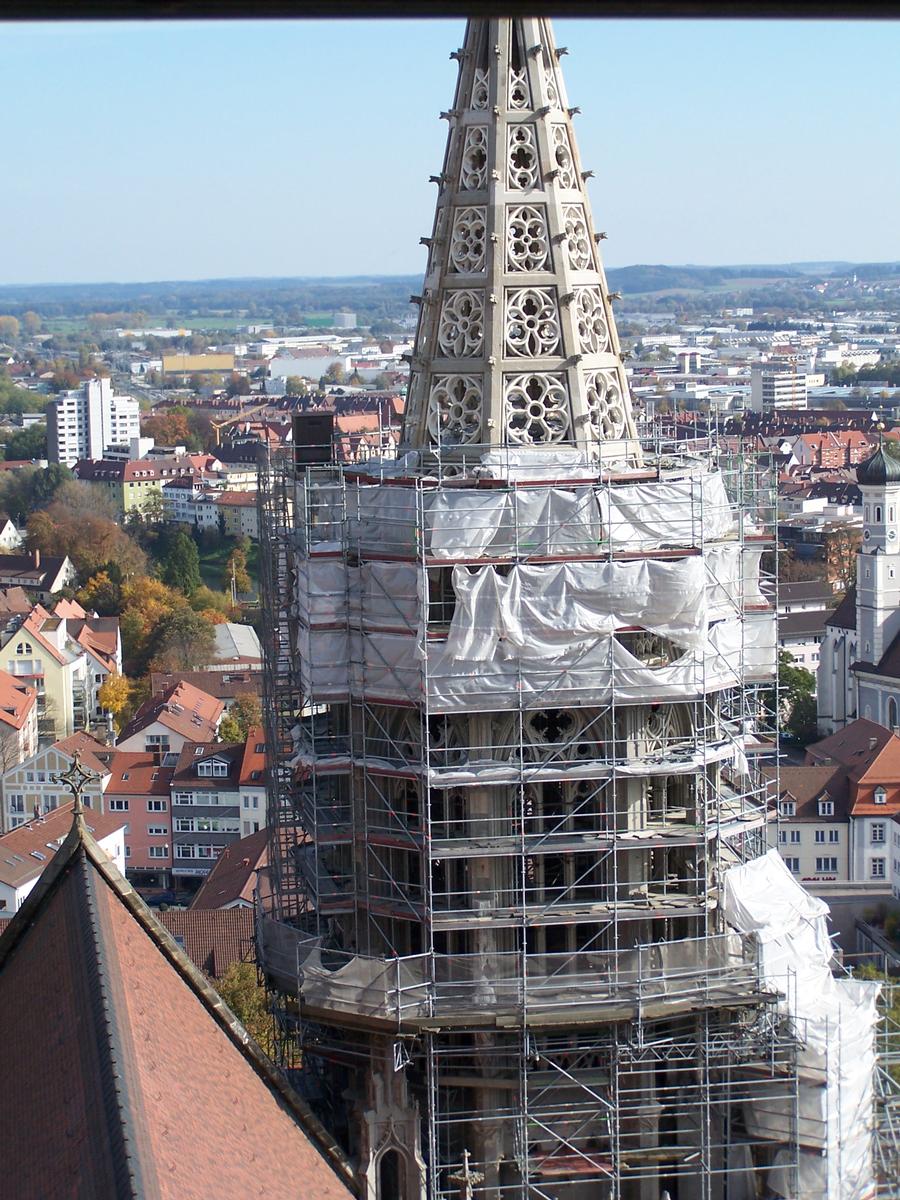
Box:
0;804;354;1199
825;586;857;631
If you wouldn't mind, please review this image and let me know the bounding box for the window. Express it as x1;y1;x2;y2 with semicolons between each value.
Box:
815;857;838;873
148;846;167;859
779;800;796;817
8;794;24;813
147;825;168;836
815;830;826;843
829;829;840;843
873;823;886;844
197;759;229;778
784;857;800;874
124;846;131;858
147;799;167;812
872;858;886;879
890;698;899;730
790;830;801;844
778;830;787;844
818;799;834;816
175;844;194;859
874;787;888;805
109;799;129;812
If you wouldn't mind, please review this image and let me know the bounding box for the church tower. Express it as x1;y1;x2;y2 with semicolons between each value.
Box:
855;440;900;668
254;18;845;1200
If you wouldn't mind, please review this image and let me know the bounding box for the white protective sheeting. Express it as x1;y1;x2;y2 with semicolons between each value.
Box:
722;850;880;1200
597;471;735;551
344;469;736;559
297;613;775;711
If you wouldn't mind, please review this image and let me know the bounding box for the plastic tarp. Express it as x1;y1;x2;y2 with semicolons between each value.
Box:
342;469;737;559
298;612;775;711
722;850;880;1200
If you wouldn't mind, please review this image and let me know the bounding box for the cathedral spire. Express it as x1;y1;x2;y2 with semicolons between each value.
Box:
401;18;639;463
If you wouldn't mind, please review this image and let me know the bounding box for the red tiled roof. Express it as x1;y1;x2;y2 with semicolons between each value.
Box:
0;800;125;890
150;669;262;703
52;731;113;777
0;817;354;1199
0;668;35;731
119;680;223;745
806;718;900;816
156;907;255;975
191;828;268;911
98;751;174;796
214;489;257;506
239;724;267;787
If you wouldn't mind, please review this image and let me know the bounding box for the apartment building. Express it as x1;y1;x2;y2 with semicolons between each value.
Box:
101;751;176;888
47;377;140;467
749;363;808;412
170;741;243;883
116;680;223;754
1;732;111;831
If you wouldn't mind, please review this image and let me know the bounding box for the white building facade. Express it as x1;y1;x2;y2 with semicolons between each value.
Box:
47;378;141;467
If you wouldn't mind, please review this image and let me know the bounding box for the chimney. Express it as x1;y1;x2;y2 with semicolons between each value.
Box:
869;737;878;750
32;548;40;570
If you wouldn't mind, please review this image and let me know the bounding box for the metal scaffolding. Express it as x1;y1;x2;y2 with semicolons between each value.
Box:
253;423;862;1199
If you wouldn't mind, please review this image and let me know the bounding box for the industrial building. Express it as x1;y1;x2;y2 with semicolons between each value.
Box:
257;17;898;1200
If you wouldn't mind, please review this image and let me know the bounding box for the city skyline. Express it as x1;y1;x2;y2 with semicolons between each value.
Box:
4;17;900;284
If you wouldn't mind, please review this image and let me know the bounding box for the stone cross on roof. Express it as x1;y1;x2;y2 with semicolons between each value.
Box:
400;18;639;465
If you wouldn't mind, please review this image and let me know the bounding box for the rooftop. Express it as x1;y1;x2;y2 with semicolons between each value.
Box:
0;800;125;891
191;828;269;911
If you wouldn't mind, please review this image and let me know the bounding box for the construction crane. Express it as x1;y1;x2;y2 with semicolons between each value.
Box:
210;399;278;447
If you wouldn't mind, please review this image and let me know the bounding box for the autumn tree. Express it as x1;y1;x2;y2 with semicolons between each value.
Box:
27;505;147;580
284;375;308;397
21;311;41;336
77;570;122;616
189;585;233;619
98;672;131;729
322;361;346;385
218;692;263;743
215;961;274;1057
150;606;217;672
0;316;20;342
119;576;186;674
223;547;252;595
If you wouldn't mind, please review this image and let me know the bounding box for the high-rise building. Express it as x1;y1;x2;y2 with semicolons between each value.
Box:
46;377;141;466
749;363;808;412
258;18;892;1200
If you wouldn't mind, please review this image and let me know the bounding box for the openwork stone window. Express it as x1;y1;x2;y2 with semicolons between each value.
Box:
509;67;530;110
427;374;483;446
505;373;571;444
507;205;550;272
642;704;687;753
449;207;487;273
618;632;681;667
471;68;489;110
551;124;577;189
438;289;485;357
507;124;540;190
563;204;593;271
505;287;561;358
460;126;489;190
523;708;609;762
543;65;562;111
585;370;628;440
574;287;610;355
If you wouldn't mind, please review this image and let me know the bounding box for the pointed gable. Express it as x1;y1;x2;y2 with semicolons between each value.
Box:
0;814;354;1200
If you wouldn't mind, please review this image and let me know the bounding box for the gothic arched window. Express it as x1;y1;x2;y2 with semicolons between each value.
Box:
889;697;898;731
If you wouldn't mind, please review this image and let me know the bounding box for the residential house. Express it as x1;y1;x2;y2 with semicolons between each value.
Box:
101;751;176;888
190;827;268;910
0;519;22;552
214;490;259;540
0;732;111;831
0;809;356;1199
74;454;208;520
150;668;262;708
766;764;850;881
157;906;256;974
806;718;900;883
0;800;126;917
170;741;243;885
0;669;38;775
116;679;223;755
0;551;75;601
238;726;267;836
0;601;122;739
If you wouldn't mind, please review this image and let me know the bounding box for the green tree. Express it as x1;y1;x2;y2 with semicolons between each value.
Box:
284;375;308;397
2;423;47;461
775;651;819;744
218;692;262;743
150;606;217;671
215;961;275;1057
160;530;201;595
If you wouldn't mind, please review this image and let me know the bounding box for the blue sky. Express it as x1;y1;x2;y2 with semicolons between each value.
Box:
3;18;899;284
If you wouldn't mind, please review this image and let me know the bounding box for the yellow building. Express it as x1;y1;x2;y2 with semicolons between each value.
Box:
161;353;235;378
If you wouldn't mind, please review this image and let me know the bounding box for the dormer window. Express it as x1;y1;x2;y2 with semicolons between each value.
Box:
779;799;796;817
818;798;834;817
874;786;887;806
